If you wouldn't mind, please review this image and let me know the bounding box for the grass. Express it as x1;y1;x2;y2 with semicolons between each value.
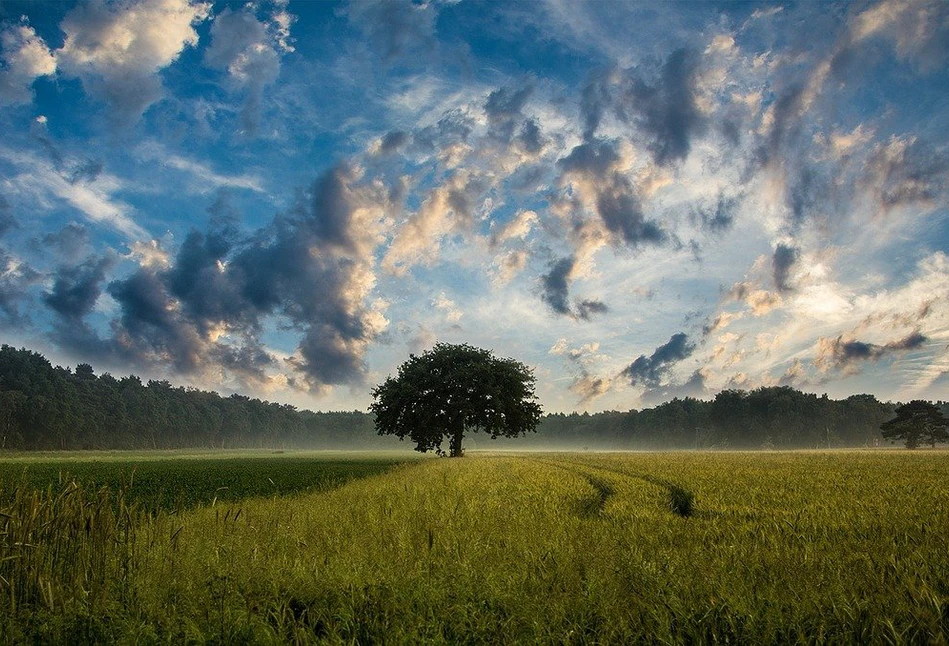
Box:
1;451;948;642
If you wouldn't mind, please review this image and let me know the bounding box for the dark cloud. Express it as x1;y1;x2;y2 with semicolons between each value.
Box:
44;254;116;321
579;49;706;165
378;130;410;155
886;331;928;351
576;299;609;320
38;163;385;390
166;229;246;334
539;256;608;321
772;243;798;292
627;48;706;166
817;331;928;373
516;118;545;155
541;256;573;317
481;83;540;150
622;332;695;387
595;174;665;246
558;139;666;248
558;139;621;177
580;71;611;141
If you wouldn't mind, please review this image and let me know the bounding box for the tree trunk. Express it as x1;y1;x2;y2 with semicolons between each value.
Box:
449;425;464;457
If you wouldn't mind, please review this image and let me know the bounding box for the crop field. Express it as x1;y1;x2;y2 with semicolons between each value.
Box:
0;450;412;512
1;451;948;643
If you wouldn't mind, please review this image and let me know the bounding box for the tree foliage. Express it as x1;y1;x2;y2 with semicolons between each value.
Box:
0;345;390;450
370;343;542;456
880;400;949;449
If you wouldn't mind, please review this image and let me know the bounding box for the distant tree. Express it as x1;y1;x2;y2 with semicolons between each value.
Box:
881;401;949;449
370;343;543;457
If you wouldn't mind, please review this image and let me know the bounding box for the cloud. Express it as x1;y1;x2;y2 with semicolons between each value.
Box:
0;146;146;239
847;0;949;72
37;162;389;392
556;139;666;249
728;281;782;316
383;171;486;275
815;330;928;374
626;48;706;166
484;83;535;144
137;141;265;192
540;256;573;316
371;130;410;156
860;136;949;215
539;255;610;321
0;247;41;323
569;370;613;404
772;243;797;292
622;332;695;387
433;291;462;323
702;311;742;337
204;2;293;133
576;299;608;320
0;21;57;106
579;48;706;166
39;222;92;263
640;367;709;406
489;209;538;248
44;254;116;321
492;249;529;285
57;0;211;124
692;193;737;233
346;0;438;63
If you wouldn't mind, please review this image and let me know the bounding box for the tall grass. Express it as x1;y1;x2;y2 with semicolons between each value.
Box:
0;478;150;639
1;452;947;642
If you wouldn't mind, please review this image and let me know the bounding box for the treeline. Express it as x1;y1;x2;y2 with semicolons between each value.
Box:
0;345;394;450
0;345;942;451
512;390;928;450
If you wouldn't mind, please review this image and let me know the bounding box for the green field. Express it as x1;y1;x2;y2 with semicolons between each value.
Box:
2;451;948;643
0;450;413;512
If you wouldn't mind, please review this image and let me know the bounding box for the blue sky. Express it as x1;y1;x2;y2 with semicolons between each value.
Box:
0;0;947;413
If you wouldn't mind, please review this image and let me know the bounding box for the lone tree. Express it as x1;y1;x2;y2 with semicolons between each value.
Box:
880;401;949;449
370;343;542;457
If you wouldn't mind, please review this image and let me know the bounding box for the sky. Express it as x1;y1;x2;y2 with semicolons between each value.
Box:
0;0;947;414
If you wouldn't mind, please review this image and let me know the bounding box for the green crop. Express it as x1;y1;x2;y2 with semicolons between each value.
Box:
1;451;947;643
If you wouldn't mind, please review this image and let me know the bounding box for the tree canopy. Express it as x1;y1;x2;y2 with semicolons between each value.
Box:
369;343;543;456
880;401;949;449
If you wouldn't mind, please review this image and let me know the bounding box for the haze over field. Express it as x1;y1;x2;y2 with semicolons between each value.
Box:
0;0;947;413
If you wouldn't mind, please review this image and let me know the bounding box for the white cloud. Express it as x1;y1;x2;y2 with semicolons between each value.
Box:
56;0;211;122
433;291;462;323
0;146;147;240
0;22;57;105
136;141;265;193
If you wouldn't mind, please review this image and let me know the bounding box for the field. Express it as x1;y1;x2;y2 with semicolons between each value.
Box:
1;451;948;643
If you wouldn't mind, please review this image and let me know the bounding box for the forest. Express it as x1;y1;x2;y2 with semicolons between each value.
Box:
0;344;942;451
